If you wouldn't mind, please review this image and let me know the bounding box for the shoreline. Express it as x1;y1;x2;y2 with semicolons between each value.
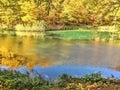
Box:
0;70;120;90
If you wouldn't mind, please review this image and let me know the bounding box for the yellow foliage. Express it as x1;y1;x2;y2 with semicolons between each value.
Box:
65;83;84;90
61;0;87;23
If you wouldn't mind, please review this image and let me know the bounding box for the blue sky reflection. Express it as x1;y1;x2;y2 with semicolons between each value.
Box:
14;65;120;80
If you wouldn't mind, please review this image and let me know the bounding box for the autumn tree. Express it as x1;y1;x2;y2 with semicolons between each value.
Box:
60;0;87;25
0;0;120;29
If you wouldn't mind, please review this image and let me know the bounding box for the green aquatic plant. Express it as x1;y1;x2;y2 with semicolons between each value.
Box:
47;29;95;40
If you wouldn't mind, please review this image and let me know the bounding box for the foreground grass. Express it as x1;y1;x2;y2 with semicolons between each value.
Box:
0;70;52;90
0;70;120;90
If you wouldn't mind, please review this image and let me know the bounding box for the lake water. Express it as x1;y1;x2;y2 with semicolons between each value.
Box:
0;36;120;79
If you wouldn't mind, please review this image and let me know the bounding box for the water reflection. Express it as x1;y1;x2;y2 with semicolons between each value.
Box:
2;65;120;79
0;36;120;78
14;65;120;79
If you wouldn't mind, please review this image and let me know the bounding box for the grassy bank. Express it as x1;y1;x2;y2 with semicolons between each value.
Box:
0;26;119;40
46;29;111;41
46;25;120;41
0;70;120;90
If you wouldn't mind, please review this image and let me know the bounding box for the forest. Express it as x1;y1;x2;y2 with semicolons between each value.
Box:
0;0;120;30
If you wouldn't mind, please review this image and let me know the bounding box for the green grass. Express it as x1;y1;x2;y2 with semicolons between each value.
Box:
47;29;96;40
46;26;114;40
58;30;95;40
0;70;52;90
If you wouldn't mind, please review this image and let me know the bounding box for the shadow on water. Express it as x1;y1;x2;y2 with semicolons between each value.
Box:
0;36;120;79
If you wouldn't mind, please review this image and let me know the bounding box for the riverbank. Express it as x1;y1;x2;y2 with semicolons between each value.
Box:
0;70;120;90
46;26;120;41
1;26;120;41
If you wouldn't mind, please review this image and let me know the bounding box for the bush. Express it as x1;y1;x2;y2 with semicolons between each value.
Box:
0;70;52;90
15;20;47;32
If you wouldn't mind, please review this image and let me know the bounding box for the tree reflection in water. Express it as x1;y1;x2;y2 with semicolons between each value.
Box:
0;47;53;69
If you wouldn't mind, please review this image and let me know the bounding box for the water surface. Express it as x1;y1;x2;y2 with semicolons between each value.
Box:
0;36;120;79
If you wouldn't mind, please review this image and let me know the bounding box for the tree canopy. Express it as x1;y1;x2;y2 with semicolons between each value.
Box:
0;0;120;28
